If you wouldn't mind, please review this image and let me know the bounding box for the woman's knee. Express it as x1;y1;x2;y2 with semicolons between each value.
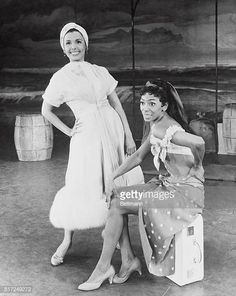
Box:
110;196;138;216
107;197;122;217
110;196;121;209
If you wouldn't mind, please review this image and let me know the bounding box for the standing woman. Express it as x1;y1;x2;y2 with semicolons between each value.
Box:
41;22;142;266
78;79;205;291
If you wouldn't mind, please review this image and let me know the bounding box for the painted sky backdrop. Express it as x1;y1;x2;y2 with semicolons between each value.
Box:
0;0;236;69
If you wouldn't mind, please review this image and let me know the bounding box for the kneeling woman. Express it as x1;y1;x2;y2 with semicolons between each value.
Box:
78;79;205;291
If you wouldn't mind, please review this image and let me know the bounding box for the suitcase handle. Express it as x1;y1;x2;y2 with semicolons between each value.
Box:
193;239;202;263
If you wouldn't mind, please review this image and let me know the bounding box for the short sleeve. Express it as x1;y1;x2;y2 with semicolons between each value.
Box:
42;73;65;107
167;125;185;139
163;125;185;147
100;67;118;96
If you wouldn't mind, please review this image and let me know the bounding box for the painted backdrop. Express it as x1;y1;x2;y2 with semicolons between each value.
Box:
0;0;236;145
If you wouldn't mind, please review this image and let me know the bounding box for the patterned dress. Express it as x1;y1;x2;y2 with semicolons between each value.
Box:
116;125;204;276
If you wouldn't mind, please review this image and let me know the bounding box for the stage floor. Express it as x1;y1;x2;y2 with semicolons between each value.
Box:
0;134;236;296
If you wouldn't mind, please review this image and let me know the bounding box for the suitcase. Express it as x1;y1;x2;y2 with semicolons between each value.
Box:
167;214;204;286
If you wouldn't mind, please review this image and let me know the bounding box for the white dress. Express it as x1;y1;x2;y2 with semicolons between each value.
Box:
43;61;144;230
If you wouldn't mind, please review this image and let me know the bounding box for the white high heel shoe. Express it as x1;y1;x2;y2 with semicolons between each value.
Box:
113;257;142;284
50;242;72;266
78;265;115;291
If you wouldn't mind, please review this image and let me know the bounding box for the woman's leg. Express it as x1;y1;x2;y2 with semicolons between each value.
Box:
59;229;74;252
118;215;136;274
101;214;136;272
118;184;148;275
51;229;74;265
85;198;138;282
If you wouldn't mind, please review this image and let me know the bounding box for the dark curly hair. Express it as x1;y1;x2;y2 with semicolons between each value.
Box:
140;79;193;133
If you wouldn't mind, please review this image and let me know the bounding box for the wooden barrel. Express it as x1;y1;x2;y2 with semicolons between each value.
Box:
223;103;236;155
14;114;53;161
189;118;216;153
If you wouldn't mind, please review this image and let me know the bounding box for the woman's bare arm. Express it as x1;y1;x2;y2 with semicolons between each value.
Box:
111;135;151;181
105;135;151;207
107;91;136;155
172;131;205;166
41;101;72;137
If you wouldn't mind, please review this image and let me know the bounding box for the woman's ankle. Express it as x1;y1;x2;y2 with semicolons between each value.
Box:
61;239;72;246
96;262;111;273
56;240;71;254
122;252;135;262
120;255;136;268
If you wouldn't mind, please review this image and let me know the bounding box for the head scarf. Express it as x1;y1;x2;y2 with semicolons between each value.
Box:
60;22;89;50
166;81;188;123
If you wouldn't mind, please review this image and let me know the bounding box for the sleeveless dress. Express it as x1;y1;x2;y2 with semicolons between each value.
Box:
42;61;144;230
115;125;204;276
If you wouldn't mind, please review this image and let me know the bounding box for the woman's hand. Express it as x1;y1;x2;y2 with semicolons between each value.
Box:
105;178;116;209
125;136;136;156
184;165;204;183
70;120;83;137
